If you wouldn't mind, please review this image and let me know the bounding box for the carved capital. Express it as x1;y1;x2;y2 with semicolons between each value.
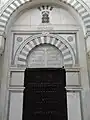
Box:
0;35;5;55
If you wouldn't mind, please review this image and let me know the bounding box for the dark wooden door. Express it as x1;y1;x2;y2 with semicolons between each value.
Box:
22;68;67;120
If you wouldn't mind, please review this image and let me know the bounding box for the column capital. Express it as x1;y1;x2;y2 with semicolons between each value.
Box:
0;35;5;55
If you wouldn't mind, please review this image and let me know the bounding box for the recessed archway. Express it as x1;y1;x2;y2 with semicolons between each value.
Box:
0;0;90;37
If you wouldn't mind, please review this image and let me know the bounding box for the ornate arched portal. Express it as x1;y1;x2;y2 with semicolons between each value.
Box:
0;1;90;120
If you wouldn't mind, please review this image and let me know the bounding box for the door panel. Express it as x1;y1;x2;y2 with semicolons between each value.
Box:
22;68;67;120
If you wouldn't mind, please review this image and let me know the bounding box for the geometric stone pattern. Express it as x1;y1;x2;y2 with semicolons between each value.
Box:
0;0;90;36
15;34;75;67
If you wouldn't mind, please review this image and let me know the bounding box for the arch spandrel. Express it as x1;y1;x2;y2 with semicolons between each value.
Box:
14;34;75;67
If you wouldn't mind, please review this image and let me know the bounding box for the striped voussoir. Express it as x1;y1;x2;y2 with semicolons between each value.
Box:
62;0;90;32
0;0;90;35
17;36;74;66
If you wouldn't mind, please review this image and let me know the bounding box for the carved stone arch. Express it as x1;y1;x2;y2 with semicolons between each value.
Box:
15;34;75;67
0;0;90;37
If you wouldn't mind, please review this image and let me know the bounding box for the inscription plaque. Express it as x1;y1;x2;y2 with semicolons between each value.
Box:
23;68;67;120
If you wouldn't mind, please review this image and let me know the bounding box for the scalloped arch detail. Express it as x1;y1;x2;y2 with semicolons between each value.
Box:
0;0;90;36
15;34;75;66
